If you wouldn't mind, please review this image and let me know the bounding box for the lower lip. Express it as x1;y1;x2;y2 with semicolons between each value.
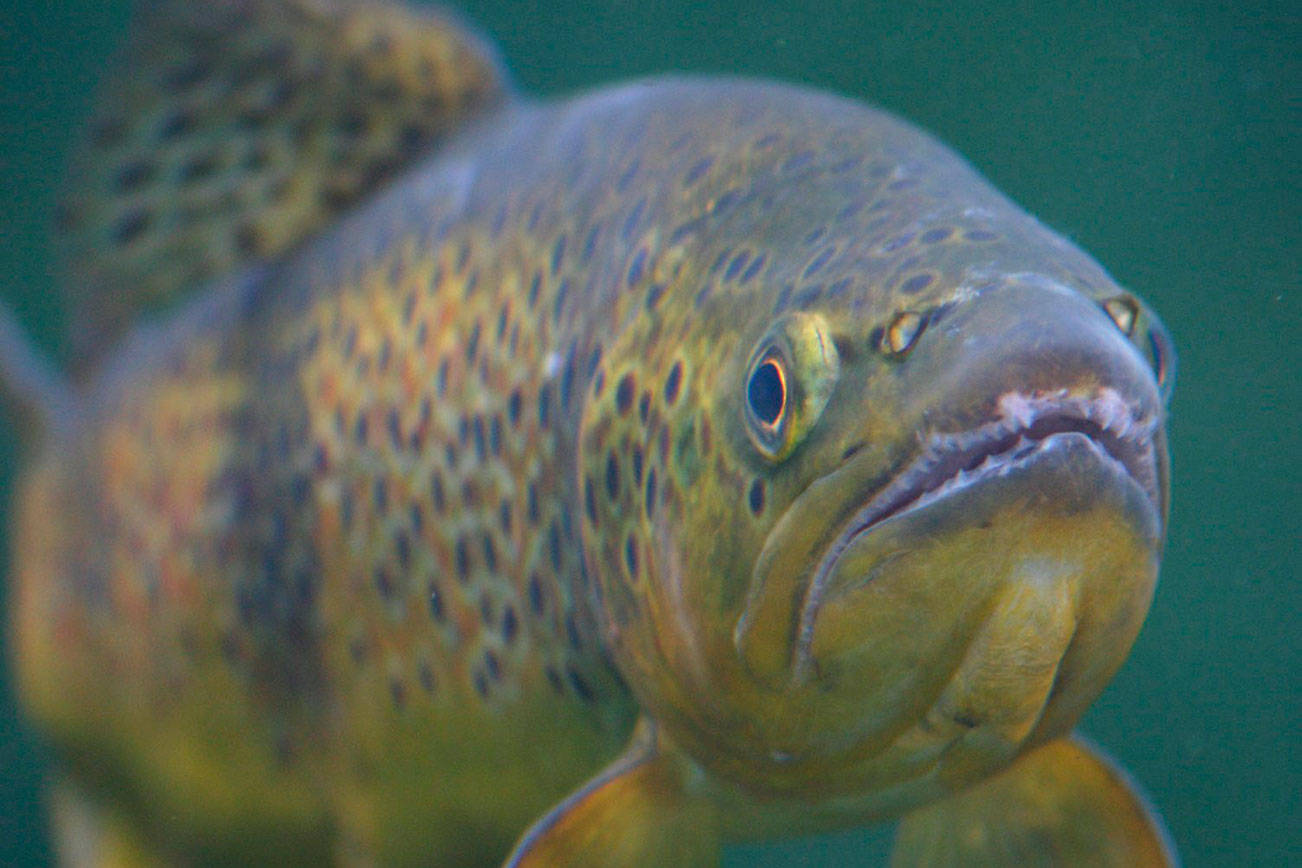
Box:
790;430;1163;679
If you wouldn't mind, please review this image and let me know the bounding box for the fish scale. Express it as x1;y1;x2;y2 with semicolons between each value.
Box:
5;2;1177;865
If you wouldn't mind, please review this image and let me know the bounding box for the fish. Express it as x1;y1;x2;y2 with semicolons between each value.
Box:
1;1;1178;865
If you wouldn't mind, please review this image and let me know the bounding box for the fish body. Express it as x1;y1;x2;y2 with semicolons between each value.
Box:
6;3;1176;865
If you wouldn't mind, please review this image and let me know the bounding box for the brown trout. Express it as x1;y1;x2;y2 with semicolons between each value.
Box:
2;1;1178;865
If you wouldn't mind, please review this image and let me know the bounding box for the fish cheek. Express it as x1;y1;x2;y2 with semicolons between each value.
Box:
577;317;764;739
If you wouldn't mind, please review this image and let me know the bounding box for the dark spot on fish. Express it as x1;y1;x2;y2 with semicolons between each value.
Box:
645;282;666;310
394;530;411;570
340;488;355;530
782;149;815;172
566;666;595;702
498;500;513;536
803;246;835;278
627;247;648;286
473;670;489;697
883;233;914;252
605;453;620;500
418;662;436;694
472;415;487;460
527;272;542;308
114;160;155;191
538;384;552;430
158;111;195;140
564;613;583;652
631;445;644;487
548;522;563;571
550;235;567;275
615;374;635;415
372;567;390;601
454;536;471;582
552;277;570;323
465;320;481;363
528;573;545;615
645;468;658;517
546;666;564;694
386;409;403;449
748;479;765;515
740;253;767;284
179;153;220;183
617;159;641;193
621;197;647;240
163;60;210;91
112;210;152;245
624;535;639;579
508;389;522;427
373;478;388;513
390;678;407;709
664;361;683;405
436;357;449;397
581;224;600;262
481;534;498;574
953;712;980;728
460;480;480;509
584;476;598;525
920;227;953;244
964;228;999;242
684;156;714;185
527;482;540;525
900;273;935;295
638;391;651;425
430;471;446;513
724;250;750;282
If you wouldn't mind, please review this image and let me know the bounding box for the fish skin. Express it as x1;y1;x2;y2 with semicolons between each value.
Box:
11;66;1174;868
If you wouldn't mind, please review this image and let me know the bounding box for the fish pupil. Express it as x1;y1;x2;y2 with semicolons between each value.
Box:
748;358;786;428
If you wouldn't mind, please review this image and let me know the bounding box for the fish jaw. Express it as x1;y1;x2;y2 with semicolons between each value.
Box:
719;274;1170;803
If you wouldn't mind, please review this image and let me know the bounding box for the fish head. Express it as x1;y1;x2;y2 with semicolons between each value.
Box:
577;107;1174;808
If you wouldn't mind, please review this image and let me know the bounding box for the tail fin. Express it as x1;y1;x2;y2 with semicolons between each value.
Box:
0;305;75;445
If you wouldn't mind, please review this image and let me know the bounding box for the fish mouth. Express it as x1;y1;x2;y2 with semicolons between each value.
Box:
790;387;1162;680
841;388;1159;540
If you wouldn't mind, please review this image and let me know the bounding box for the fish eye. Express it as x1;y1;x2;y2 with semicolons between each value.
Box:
747;356;787;429
742;312;839;462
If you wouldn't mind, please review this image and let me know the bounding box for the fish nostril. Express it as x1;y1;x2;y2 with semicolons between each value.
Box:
1102;296;1139;336
882;311;926;356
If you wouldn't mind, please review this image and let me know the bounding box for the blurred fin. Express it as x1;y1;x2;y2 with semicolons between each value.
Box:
505;719;720;867
49;776;166;868
891;734;1178;867
0;305;75;444
55;0;510;372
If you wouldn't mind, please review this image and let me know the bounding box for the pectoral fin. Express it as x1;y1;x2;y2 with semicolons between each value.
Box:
891;735;1176;866
505;719;719;867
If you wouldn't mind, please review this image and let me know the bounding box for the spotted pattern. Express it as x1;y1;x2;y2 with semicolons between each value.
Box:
54;0;507;371
14;68;1149;864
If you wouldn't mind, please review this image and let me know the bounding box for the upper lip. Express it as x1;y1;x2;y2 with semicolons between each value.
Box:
788;387;1161;682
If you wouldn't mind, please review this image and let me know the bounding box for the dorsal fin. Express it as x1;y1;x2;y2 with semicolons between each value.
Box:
54;0;510;373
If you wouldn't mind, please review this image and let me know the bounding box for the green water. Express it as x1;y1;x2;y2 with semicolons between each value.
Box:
1;1;1297;864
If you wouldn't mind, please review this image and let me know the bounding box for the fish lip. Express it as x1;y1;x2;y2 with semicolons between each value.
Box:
789;387;1161;683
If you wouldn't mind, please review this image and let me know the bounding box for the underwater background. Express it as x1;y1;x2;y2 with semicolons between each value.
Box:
0;0;1295;864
